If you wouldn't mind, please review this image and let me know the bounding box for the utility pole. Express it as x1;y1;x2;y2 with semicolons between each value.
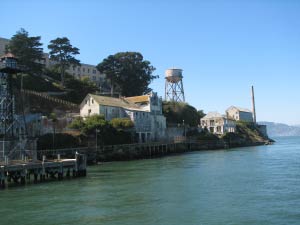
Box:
251;85;257;124
183;119;186;141
95;129;100;150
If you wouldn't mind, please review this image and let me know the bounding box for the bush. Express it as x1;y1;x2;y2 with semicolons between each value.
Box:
163;101;203;127
110;118;134;129
68;115;133;145
196;130;220;141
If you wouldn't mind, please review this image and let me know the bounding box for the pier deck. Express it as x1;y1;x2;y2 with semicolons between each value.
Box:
0;153;87;189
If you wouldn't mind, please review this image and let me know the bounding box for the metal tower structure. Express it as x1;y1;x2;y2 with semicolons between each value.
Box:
165;68;185;102
0;53;26;159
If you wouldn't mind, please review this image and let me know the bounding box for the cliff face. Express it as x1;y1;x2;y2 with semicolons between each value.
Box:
222;122;274;147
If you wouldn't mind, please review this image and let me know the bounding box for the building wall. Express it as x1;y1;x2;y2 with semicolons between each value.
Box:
80;94;167;142
226;107;253;122
201;117;236;135
80;96;101;117
101;105;126;120
239;111;253;122
66;63;105;85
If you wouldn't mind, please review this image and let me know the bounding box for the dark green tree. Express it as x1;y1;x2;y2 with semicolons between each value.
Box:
97;52;158;96
197;110;206;119
6;28;44;74
48;37;80;86
162;101;202;127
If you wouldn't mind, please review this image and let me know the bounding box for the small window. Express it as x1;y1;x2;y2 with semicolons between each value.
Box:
83;68;85;72
92;99;94;104
78;68;80;72
88;69;90;73
93;69;96;74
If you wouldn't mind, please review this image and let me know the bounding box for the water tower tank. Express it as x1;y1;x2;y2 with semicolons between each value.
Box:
164;68;185;102
165;68;183;83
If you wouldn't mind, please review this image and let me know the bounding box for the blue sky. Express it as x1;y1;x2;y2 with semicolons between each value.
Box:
1;0;300;124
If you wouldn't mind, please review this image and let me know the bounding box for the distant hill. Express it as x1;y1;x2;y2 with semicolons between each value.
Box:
259;122;300;137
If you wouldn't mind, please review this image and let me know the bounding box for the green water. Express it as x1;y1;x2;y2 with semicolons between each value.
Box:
1;136;300;225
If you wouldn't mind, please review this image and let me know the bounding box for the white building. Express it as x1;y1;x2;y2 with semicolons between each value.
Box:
200;112;236;135
80;92;166;142
226;106;253;122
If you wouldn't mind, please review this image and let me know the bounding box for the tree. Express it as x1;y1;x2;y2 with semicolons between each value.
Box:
162;101;202;127
97;52;158;96
197;110;206;120
48;37;80;86
6;28;44;74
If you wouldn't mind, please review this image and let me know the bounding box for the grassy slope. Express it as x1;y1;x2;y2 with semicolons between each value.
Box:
12;70;98;114
222;122;273;147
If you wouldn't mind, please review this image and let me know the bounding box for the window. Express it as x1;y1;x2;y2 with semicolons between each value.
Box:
92;99;94;104
93;76;96;81
83;68;85;72
93;69;96;74
88;69;90;73
78;68;80;72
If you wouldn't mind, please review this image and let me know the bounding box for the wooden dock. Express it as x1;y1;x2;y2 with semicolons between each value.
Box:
0;153;86;189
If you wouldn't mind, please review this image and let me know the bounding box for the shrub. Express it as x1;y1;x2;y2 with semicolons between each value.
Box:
110;118;134;129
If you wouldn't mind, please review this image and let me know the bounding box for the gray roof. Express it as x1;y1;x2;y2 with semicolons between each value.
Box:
227;106;252;113
202;112;225;119
87;94;148;111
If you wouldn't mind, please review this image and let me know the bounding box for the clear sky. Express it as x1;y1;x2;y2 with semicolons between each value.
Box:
1;0;300;125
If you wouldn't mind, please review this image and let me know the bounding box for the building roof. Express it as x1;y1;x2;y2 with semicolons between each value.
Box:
227;106;252;113
125;95;150;103
87;94;148;111
0;53;17;59
202;112;225;119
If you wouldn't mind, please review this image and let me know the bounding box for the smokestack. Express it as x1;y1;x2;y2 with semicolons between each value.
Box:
251;85;256;123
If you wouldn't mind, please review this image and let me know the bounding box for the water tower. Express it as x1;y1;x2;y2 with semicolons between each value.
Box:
165;68;185;102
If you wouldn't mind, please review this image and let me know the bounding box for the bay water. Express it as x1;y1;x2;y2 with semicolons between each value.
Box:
1;136;300;225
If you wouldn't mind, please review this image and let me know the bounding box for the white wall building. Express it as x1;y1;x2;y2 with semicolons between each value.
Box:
226;106;253;122
201;112;236;135
80;92;166;142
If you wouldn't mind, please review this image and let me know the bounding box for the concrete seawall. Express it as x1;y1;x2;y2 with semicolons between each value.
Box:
37;140;268;164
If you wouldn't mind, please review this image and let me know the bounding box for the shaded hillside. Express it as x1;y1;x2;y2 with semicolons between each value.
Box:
12;70;98;114
222;122;274;147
